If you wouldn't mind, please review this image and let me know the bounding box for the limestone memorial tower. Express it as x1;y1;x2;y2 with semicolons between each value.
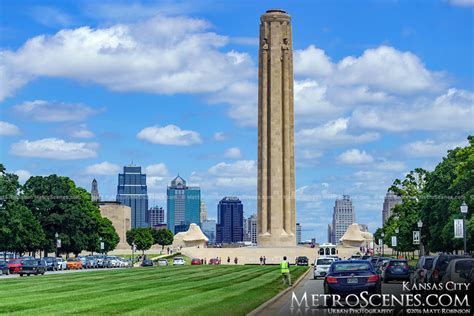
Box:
257;9;296;247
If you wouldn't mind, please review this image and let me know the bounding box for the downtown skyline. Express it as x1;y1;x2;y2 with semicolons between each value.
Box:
0;0;473;242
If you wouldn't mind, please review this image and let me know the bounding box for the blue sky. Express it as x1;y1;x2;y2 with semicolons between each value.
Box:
1;0;473;242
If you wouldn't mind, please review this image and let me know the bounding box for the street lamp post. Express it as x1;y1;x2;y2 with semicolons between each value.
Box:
55;232;59;257
395;227;399;258
417;220;423;257
460;202;468;254
381;232;385;257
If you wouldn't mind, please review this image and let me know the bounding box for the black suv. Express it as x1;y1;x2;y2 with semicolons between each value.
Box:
20;259;47;276
426;254;467;284
296;256;309;266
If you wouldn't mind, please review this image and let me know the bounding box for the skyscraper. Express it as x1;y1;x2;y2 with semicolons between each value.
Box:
167;175;201;234
327;224;333;243
244;214;257;244
116;165;148;228
216;197;244;244
201;219;216;245
91;179;100;202
200;201;207;222
331;195;355;244
148;206;165;228
296;223;302;244
382;191;402;225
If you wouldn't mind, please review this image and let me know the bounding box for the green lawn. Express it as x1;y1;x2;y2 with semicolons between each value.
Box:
0;265;307;315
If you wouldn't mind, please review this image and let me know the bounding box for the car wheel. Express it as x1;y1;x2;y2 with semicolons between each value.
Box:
27;274;30;277
20;274;23;277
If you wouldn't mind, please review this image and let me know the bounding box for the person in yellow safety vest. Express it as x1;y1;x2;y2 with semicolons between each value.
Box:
280;256;291;286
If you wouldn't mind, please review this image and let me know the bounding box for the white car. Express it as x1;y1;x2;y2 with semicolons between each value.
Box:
56;257;67;270
313;257;336;279
157;259;169;266
173;257;185;266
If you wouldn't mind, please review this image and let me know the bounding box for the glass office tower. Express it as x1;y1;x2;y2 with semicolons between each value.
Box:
116;166;148;228
216;196;244;244
167;176;201;234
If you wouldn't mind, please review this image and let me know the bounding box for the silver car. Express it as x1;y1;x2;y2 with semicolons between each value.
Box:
173;257;185;265
56;257;67;270
157;259;169;266
313;257;335;279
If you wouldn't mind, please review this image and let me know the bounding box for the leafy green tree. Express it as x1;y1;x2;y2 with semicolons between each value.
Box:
420;136;473;253
96;217;120;253
151;228;174;254
0;164;45;255
21;175;103;256
126;228;154;255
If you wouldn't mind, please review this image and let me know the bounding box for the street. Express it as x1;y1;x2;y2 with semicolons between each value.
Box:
0;267;126;279
258;270;404;316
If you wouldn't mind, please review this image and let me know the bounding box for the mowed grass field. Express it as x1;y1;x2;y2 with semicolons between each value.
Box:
0;265;307;315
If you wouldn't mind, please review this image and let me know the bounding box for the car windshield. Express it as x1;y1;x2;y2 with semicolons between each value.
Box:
9;260;22;264
23;260;37;265
454;260;474;275
44;257;54;262
333;262;370;272
67;258;77;262
424;258;434;269
317;259;333;265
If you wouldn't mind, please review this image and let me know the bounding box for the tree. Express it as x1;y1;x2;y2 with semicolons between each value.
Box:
126;228;154;255
96;217;120;253
0;164;45;255
152;228;174;254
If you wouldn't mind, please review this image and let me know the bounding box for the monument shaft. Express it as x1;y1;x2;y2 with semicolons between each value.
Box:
258;9;296;247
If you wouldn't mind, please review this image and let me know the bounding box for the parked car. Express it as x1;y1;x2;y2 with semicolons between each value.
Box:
66;258;83;270
56;257;67;270
173;257;185;265
142;259;154;267
296;256;309;266
314;257;336;279
157;259;169;266
426;254;467;284
86;256;98;269
191;258;202;265
104;256;120;268
361;255;372;260
351;254;362;260
409;256;434;288
324;260;381;297
209;258;220;265
441;258;474;284
0;261;10;275
20;259;47;276
43;257;60;271
7;259;23;274
370;257;379;266
382;259;410;283
95;255;105;268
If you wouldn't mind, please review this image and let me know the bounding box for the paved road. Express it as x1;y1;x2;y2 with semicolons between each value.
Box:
258;270;404;316
0;267;127;279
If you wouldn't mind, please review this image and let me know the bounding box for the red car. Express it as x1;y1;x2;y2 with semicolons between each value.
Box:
8;259;23;273
191;258;202;265
209;258;221;265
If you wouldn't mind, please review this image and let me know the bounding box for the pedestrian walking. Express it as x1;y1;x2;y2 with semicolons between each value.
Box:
227;256;231;264
259;256;263;265
263;256;266;265
280;256;291;286
234;257;238;264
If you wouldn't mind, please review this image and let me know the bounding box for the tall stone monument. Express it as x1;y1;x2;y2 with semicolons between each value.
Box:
257;9;296;247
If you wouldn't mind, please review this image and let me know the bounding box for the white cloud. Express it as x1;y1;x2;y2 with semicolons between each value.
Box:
296;118;380;147
373;160;406;171
145;163;169;176
402;139;467;158
352;89;474;132
0;15;254;101
13;169;31;184
29;6;74;27
137;124;202;146
294;45;333;78
213;132;228;141
13;100;101;122
206;160;257;188
69;124;95;138
224;147;242;159
84;161;120;175
338;149;374;164
0;121;20;136
448;0;474;7
10;138;98;160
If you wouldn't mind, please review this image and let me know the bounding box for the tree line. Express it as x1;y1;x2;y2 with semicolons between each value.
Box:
374;136;473;254
126;227;174;255
0;164;119;257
